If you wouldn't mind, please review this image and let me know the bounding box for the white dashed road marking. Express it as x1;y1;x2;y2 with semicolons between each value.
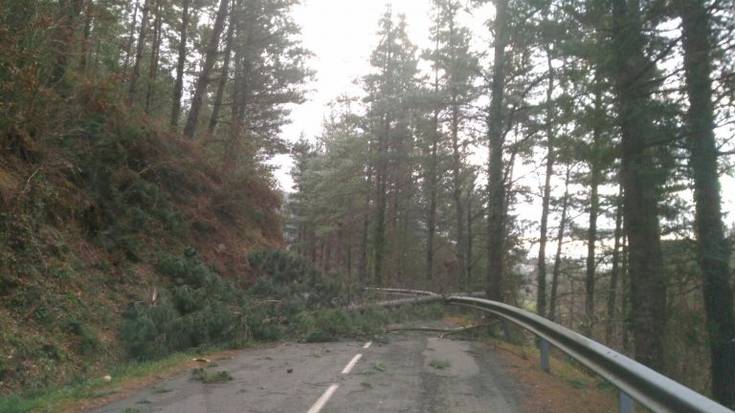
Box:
305;341;373;412
306;383;340;413
341;354;363;375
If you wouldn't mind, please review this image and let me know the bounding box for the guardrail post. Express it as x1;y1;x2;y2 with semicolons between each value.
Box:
501;319;511;340
619;391;634;413
539;337;550;373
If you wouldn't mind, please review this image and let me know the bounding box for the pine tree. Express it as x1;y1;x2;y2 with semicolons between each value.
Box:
486;0;510;301
610;0;667;370
170;0;192;129
677;0;735;405
183;0;229;139
363;10;419;285
426;0;480;288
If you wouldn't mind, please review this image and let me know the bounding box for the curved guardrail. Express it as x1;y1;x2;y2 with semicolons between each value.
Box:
365;288;733;413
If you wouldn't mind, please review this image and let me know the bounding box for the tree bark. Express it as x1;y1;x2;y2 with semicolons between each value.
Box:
208;10;236;135
170;0;191;129
536;48;555;318
373;114;389;286
426;59;441;282
144;0;162;114
549;165;571;322
584;73;604;336
621;235;631;353
446;14;467;289
359;167;372;284
223;4;251;172
122;0;140;73
183;0;230;139
606;186;624;345
426;117;439;282
127;0;151;106
679;0;735;405
450;94;466;289
78;0;94;73
466;184;474;286
611;0;667;371
486;0;509;301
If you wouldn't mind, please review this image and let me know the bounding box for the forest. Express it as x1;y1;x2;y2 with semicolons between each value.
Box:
285;0;735;407
0;0;734;410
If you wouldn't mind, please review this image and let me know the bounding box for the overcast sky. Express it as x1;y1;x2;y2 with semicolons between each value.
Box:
270;0;735;240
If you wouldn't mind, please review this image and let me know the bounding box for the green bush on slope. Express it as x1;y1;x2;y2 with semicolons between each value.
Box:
121;251;404;359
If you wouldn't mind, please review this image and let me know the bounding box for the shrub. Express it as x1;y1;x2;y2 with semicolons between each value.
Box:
191;368;233;383
65;319;99;355
121;252;419;359
248;249;343;308
121;254;250;360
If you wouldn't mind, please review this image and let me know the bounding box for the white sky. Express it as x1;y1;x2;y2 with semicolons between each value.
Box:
271;0;735;250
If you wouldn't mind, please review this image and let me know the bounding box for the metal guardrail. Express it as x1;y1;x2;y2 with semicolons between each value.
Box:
347;293;441;311
366;288;733;413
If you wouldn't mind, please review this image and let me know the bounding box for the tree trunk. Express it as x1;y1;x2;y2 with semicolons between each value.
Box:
426;65;440;282
536;49;555;318
183;0;230;139
170;0;191;129
606;186;624;345
122;0;140;73
223;5;250;172
621;235;631;353
450;98;466;289
373;115;389;286
426;122;439;282
584;73;603;336
466;185;474;287
144;0;162;114
208;10;236;135
78;0;94;73
346;222;353;278
549;165;571;322
127;0;151;106
359;168;372;284
611;0;667;371
679;0;735;405
486;0;509;301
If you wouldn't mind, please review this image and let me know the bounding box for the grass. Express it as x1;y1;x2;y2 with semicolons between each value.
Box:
0;351;208;413
373;362;386;372
429;359;451;370
190;368;233;384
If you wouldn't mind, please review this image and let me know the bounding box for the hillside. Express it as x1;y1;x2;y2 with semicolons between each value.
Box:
0;0;313;394
0;87;283;392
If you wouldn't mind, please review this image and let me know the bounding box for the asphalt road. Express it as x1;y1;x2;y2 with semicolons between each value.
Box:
90;325;522;413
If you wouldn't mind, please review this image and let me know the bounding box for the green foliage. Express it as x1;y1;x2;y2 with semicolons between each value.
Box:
65;319;100;355
121;254;250;360
429;359;451;369
72;118;186;260
121;251;436;358
248;249;343;308
294;309;352;342
191;368;233;384
0;352;195;413
0;395;32;413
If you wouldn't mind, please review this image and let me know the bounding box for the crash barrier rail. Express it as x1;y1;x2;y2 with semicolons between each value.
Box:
364;288;733;413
